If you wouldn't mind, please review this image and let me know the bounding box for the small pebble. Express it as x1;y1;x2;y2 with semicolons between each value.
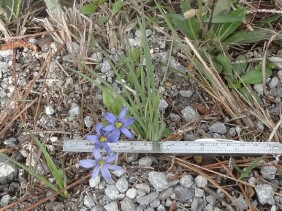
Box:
209;122;227;134
195;175;208;188
45;105;55;116
126;188;137;199
138;156;153;167
255;184;275;205
181;106;198;122
269;76;279;89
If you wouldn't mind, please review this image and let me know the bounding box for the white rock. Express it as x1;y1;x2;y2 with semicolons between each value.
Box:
89;176;100;188
126;188;137;199
45;105;55;116
269;76;279;89
195;175;207;188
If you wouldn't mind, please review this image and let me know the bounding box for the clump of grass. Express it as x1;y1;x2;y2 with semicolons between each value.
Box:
69;18;168;142
0;133;68;198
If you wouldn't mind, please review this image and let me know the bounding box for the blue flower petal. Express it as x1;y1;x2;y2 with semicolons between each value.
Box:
104;112;117;123
122;117;134;127
91;165;100;179
85;135;98;142
120;127;133;139
118;107;127;119
79;159;97;168
105;164;123;171
103;143;112;153
109;130;120;143
95;123;103;134
101;165;111;181
103;124;115;132
104;153;117;163
93;148;102;160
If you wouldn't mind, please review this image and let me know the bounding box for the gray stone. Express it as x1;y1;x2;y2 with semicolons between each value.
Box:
68;103;80;117
137;189;146;197
179;90;194;98
181;106;198;122
136;192;159;206
169;113;181;122
116;176;128;193
269;76;279;89
228;127;237;137
191;197;204;211
89;176;100;188
83;195;95;209
261;165;277;180
254;83;264;95
148;171;170;192
158;99;168;110
0;194;10;206
235;196;248;210
278;70;282;80
194;187;204;197
3;137;17;147
206;195;217;204
105;185;119;200
90;52;103;63
271;205;277;211
174;186;193;202
204;203;214;211
209;122;227;134
91;206;102;211
195;175;208;188
45;105;55;116
255;184;275;205
128;38;140;47
135;183;150;193
150;199;160;208
112;168;126;177
84;116;94;128
0;50;13;58
180;175;194;188
157;205;166;211
159;187;174;200
120;197;136;211
66;41;80;54
104;202;118;211
138;156;153;167
126;188;137;199
101;60;112;73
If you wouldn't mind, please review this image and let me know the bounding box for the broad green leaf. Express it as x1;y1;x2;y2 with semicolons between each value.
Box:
233;54;247;76
180;0;191;13
217;8;246;41
81;3;97;15
97;16;109;25
169;14;199;40
216;54;232;75
225;28;282;44
204;15;245;23
227;79;241;89
238;87;261;105
241;64;272;84
112;0;122;16
102;88;123;115
213;60;223;74
213;0;231;16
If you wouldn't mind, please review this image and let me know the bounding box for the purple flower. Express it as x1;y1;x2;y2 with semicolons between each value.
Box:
103;107;134;139
79;150;123;181
85;123;119;153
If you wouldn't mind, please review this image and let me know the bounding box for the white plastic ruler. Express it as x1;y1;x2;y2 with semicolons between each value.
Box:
63;139;282;156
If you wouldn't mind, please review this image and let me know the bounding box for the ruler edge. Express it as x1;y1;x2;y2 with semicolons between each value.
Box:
63;139;282;155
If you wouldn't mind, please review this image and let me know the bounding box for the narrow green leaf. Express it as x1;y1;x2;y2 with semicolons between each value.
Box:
233;54;248;76
239;156;265;180
238;87;261;104
259;14;282;26
241;64;272;84
216;54;232;75
217;8;246;41
225;29;282;44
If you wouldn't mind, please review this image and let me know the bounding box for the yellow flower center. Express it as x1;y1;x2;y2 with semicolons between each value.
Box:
100;136;107;142
98;159;104;166
115;121;122;129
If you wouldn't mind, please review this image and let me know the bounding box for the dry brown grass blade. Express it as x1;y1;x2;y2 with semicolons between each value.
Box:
170;156;243;211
